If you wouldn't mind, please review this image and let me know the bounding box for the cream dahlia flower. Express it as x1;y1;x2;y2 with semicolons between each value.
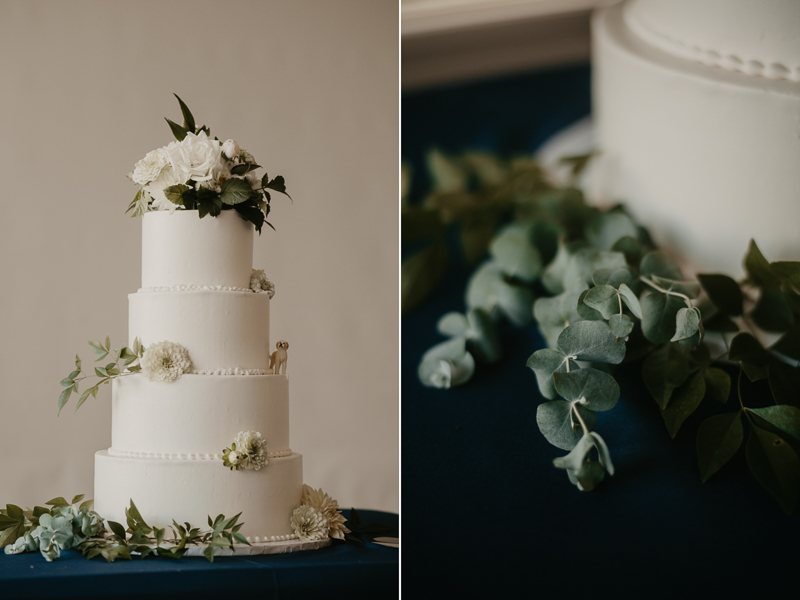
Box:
290;505;329;541
301;485;350;540
250;269;275;298
132;148;169;185
234;430;268;470
140;341;192;382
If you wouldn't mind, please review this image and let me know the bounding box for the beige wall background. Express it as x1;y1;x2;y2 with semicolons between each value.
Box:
0;0;398;514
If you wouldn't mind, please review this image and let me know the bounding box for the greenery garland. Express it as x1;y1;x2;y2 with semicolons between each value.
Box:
404;149;800;513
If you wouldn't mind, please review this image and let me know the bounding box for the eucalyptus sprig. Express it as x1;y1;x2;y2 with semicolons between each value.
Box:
407;149;800;513
1;496;248;563
58;336;145;415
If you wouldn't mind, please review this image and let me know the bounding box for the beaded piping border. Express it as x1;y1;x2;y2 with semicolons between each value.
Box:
191;368;274;376
625;5;800;83
139;285;255;293
244;533;300;543
108;448;293;460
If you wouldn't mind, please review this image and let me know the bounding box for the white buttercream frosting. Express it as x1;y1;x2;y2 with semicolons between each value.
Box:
107;448;293;460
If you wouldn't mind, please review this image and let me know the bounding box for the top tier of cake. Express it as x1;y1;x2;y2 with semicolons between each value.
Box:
625;0;800;81
142;210;254;290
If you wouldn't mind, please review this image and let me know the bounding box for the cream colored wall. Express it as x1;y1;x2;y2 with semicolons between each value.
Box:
0;0;399;514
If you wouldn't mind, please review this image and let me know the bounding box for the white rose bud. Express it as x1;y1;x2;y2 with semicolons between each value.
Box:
228;451;240;465
222;139;240;160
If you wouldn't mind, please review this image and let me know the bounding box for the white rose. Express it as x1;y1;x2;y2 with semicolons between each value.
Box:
164;131;223;183
132;148;169;185
145;165;187;213
222;139;240;160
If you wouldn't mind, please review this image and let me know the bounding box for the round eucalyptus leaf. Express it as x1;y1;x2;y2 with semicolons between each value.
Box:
465;261;535;326
584;285;620;320
466;308;502;364
489;223;542;283
671;307;701;342
577;289;605;321
533;291;583;348
589;432;614;475
542;242;584;295
526;348;578;400
641;292;685;344
557;320;626;364
618;283;643;319
592;266;634;288
563;249;628;293
585;210;639;252
553;433;593;472
417;337;475;389
640;250;683;281
536;400;597;451
553;367;620;412
609;313;634;342
437;312;469;337
650;275;701;299
570;460;606;491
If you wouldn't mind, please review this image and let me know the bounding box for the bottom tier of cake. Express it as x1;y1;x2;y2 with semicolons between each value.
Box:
94;450;303;539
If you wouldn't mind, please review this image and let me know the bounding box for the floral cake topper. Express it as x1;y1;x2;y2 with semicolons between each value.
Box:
127;94;291;233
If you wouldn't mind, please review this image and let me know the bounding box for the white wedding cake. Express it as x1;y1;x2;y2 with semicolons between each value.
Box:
592;0;800;274
93;210;304;542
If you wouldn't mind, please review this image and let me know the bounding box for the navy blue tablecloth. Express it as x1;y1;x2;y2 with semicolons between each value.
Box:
402;66;800;598
0;509;397;600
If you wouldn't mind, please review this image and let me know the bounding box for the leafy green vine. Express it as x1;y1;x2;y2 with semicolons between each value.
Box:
407;149;800;513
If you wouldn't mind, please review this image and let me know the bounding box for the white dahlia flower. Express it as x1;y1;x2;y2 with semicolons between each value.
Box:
250;269;275;298
301;485;350;540
145;165;187;213
132;148;169;185
140;341;192;382
164;131;223;183
290;505;329;541
234;430;268;470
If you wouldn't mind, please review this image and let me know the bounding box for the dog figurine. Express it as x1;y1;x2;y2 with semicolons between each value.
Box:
268;340;289;375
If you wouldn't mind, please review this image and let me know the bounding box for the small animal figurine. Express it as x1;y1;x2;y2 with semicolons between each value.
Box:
268;340;289;375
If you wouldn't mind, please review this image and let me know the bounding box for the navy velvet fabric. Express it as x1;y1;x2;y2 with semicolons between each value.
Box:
402;66;800;598
0;509;397;600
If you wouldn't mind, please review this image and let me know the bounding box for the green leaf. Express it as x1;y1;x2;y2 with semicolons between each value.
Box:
74;384;98;412
465;308;503;364
618;283;642;319
126;188;150;217
263;175;290;199
592;266;634;289
541;241;579;294
60;371;80;387
95;367;108;378
642;343;689;409
703;311;739;333
401;238;448;314
728;332;769;366
748;405;800;441
58;386;73;415
768;356;800;407
751;287;794;332
437;313;469;337
107;521;127;540
165;117;188;141
526;349;578;400
649;276;701;299
609;313;634;342
553;433;594;471
660;370;706;438
533;290;583;348
744;239;780;288
772;325;800;362
163;184;191;206
697;273;743;316
465;261;534;326
230;163;261;176
567;460;606;491
696;411;743;482
173;94;196;132
553;367;620;411
583;285;619;320
557;320;626;364
536;400;597;450
488;223;542;283
704;367;731;403
417;337;475;389
640;250;682;281
746;423;800;514
671;307;701;342
75;354;82;371
770;261;800;290
70;494;85;504
219;178;252;206
562;249;627;293
586;211;639;252
46;497;69;508
576;289;605;322
590;431;614;475
640;292;685;344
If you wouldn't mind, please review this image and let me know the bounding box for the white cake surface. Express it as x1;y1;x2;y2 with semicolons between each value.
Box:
129;290;270;372
110;374;290;458
142;210;254;289
592;0;800;274
94;451;303;538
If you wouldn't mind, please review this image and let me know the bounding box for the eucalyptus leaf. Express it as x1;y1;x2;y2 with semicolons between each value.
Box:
536;400;597;451
553;433;594;472
746;423;800;514
697;273;743;316
640;292;685;344
562;249;627;293
671;307;701;342
437;313;469;337
660;370;706;438
609;313;634;342
649;276;701;299
640;251;682;281
417;337;475;389
590;431;614;475
465;261;534;326
642;343;689;409
744;239;780;288
465;308;503;364
557;320;626;364
583;285;620;320
553;368;620;411
489;223;542;283
618;283;643;319
577;289;605;321
534;291;583;348
748;405;800;441
610;235;643;267
696;411;743;482
703;367;731;403
568;460;606;491
541;242;584;295
526;348;578;400
592;266;634;289
586;211;639;251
